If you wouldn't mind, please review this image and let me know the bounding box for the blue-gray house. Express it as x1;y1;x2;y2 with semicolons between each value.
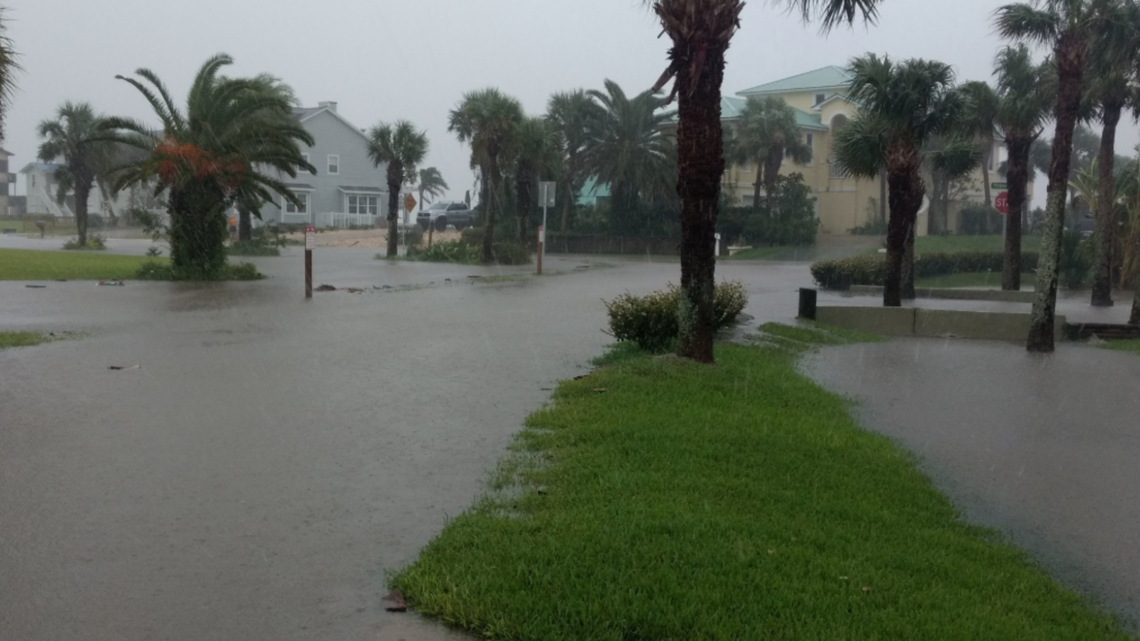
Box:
261;101;389;228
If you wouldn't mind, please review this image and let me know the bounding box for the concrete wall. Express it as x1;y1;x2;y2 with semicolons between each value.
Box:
816;305;1067;342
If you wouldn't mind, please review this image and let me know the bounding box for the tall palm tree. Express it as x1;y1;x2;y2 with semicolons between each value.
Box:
584;79;673;221
547;90;602;232
512;116;554;244
959;81;1001;207
728;96;813;208
834;55;967;307
449;88;524;262
101;54;314;277
1084;0;1140;307
37;102;113;247
0;7;19;145
367;121;428;258
995;44;1056;291
649;0;880;363
416;167;448;211
996;0;1123;352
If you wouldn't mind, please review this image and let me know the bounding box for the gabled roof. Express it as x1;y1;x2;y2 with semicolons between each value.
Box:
293;106;371;144
813;94;857;111
736;65;853;97
19;162;60;174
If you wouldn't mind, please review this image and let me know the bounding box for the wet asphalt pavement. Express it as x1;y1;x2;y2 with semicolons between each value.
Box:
2;236;1139;638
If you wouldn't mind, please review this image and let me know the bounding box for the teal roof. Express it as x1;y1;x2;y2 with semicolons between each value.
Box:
793;110;828;131
736;65;853;96
720;96;827;131
577;176;610;206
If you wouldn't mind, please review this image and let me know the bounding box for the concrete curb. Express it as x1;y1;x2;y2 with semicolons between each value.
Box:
816;305;1066;342
844;285;1035;304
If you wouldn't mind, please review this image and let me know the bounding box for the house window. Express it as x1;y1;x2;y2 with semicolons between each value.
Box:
346;194;378;215
814;93;826;106
284;192;310;215
327;155;340;175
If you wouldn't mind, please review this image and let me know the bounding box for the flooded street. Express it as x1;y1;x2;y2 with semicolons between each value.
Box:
0;247;801;641
804;341;1140;626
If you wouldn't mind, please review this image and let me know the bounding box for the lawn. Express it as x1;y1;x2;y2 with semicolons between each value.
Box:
0;248;165;280
393;340;1130;640
0;331;60;350
911;234;1042;254
1102;339;1140;355
916;271;1037;289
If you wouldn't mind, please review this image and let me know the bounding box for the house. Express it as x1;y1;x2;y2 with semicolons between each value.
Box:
260;101;390;228
577;176;611;207
18;162;132;220
0;148;13;217
684;66;1021;235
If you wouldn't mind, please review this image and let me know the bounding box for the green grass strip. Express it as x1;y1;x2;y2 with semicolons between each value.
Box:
0;331;74;350
0;248;166;281
394;343;1131;640
1101;338;1140;355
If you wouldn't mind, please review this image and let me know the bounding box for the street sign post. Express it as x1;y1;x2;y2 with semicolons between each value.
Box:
304;224;315;298
538;182;556;275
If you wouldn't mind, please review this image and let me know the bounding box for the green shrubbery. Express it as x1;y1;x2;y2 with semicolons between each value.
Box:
62;235;107;250
811;251;1041;290
959;204;1005;236
1059;231;1093;290
404;238;531;265
135;260;263;281
605;281;748;351
227;241;280;256
718;174;819;246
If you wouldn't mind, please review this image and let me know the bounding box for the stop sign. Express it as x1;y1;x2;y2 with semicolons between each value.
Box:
995;191;1010;215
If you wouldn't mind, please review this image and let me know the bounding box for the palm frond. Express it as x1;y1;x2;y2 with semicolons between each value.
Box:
833;115;888;179
788;0;881;31
994;3;1059;44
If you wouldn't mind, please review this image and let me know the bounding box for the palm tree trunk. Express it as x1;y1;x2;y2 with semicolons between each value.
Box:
483;157;498;263
674;42;726;364
1028;49;1085;352
764;146;781;204
879;170;887;225
1131;278;1140;324
1004;137;1031;291
561;155;577;232
885;163;924;307
517;167;532;244
753;159;763;210
386;164;402;258
1091;101;1121;307
74;180;90;247
902;221;916;300
238;207;253;243
981;139;993;207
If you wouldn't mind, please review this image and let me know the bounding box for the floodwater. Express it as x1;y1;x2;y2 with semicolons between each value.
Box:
0;239;801;641
804;340;1140;627
3;235;1139;638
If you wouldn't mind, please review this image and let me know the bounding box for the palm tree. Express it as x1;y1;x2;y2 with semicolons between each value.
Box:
959;81;1000;207
996;0;1123;352
1084;0;1140;307
512;117;554;244
834;55;967;307
649;0;880;363
449;88;524;262
101;54;314;277
367;121;428;258
416;167;448;211
547;90;602;232
728;96;813;208
37;102;113;247
994;44;1056;291
0;8;19;145
584;79;673;221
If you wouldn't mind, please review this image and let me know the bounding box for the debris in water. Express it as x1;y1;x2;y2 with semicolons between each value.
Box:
98;280;126;286
382;589;407;612
108;364;140;371
25;285;46;289
315;284;337;292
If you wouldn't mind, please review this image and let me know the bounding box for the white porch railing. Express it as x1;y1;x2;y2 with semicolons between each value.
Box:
314;212;379;228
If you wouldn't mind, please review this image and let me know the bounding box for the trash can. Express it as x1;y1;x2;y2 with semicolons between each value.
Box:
798;288;817;321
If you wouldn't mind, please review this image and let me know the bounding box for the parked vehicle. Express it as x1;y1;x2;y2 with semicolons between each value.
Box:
417;201;473;231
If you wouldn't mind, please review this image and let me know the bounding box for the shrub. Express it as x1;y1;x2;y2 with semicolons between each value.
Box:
135;260;264;281
1059;231;1093;290
492;242;531;265
811;251;1042;290
959;204;1004;236
719;174;819;247
406;240;480;263
62;235;107;250
605;281;748;352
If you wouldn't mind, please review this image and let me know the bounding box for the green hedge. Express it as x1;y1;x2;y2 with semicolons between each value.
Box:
811;251;1040;290
605;282;748;352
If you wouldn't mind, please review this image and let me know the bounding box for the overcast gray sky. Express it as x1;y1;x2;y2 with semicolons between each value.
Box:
5;0;1137;205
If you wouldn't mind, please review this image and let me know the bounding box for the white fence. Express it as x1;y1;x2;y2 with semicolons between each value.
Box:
313;212;379;229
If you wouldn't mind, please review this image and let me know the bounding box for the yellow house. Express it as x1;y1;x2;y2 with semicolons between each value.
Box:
720;66;1009;236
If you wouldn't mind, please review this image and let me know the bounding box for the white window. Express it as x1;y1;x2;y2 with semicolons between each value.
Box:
327;155;340;175
814;93;826;106
285;192;310;215
346;194;378;215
